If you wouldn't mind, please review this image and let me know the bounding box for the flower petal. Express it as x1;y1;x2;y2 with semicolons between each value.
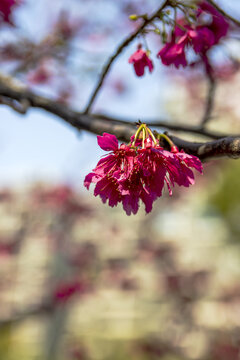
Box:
97;133;119;151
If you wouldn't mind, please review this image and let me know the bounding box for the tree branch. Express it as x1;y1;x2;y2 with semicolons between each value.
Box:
0;74;239;161
200;74;216;128
93;113;224;140
84;0;170;113
167;134;240;160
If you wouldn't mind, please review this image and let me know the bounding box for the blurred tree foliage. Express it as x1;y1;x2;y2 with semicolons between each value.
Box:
209;161;240;244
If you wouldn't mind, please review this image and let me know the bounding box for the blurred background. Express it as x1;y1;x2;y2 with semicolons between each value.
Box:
0;0;240;359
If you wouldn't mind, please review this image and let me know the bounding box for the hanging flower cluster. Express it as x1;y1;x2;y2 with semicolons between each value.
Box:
128;0;230;75
84;125;202;215
158;1;229;69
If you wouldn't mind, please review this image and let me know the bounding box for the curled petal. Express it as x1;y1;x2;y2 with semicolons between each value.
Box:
97;133;119;151
84;173;98;189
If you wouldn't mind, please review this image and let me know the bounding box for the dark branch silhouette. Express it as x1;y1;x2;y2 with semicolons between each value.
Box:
0;74;239;161
201;73;216;127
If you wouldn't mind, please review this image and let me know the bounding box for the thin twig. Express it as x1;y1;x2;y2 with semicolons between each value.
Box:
84;0;170;114
93;113;224;139
201;74;216;127
207;0;240;27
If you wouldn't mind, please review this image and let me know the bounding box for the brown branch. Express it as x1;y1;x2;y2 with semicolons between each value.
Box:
93;113;224;140
84;0;170;114
168;134;240;160
0;74;239;161
0;95;30;114
207;0;240;27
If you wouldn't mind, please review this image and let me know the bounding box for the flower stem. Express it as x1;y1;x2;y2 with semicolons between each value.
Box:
132;124;144;146
147;127;158;145
158;133;175;148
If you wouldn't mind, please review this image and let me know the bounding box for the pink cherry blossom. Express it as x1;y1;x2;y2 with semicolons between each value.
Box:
189;27;215;54
167;146;203;187
0;0;20;25
129;45;154;77
198;1;229;44
84;129;203;215
157;34;188;68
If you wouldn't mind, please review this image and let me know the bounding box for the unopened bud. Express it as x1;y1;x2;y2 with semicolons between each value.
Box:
154;28;161;35
129;14;138;21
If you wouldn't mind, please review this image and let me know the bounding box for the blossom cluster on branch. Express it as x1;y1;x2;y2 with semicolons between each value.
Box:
85;125;202;215
84;0;239;215
0;0;238;216
128;0;230;76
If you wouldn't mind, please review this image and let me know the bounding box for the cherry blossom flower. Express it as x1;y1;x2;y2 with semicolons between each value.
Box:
167;145;203;188
0;0;20;25
198;1;229;44
157;34;188;68
129;44;154;76
84;127;203;215
189;27;215;54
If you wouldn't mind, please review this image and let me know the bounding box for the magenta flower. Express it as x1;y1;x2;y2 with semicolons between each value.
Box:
157;34;188;68
167;146;203;187
198;1;229;44
189;27;215;54
84;128;203;215
84;133;134;209
129;45;154;77
0;0;20;25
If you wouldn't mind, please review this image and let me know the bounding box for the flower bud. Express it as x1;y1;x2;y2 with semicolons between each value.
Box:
129;14;138;21
154;28;161;35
